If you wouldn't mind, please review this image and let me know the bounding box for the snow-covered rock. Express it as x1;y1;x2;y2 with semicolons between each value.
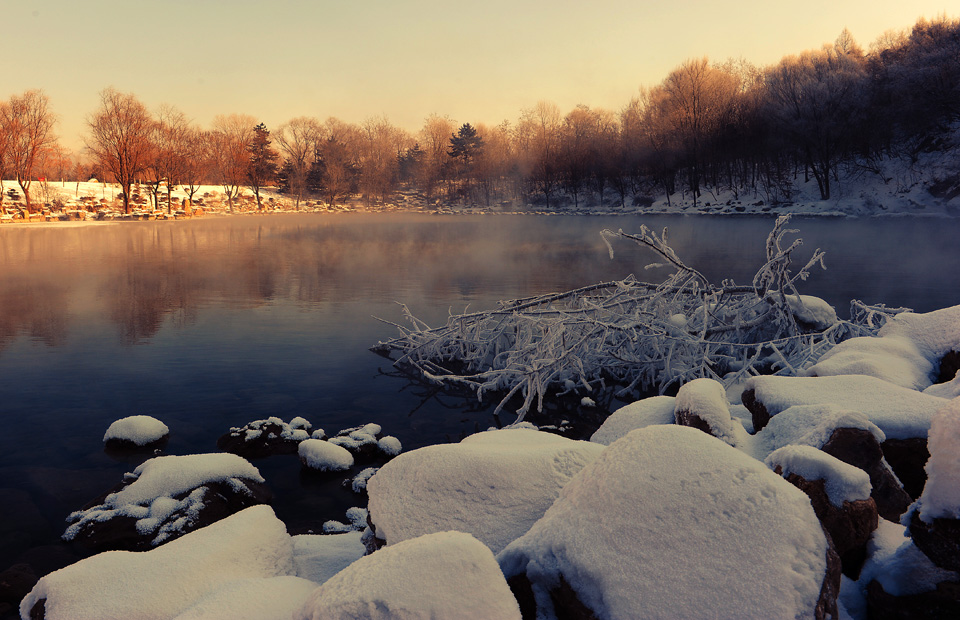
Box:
294;531;521;620
916;398;960;523
589;395;676;445
674;377;744;447
806;335;933;391
62;453;271;551
22;505;295;620
217;416;313;459
498;425;840;620
172;576;318;620
742;375;948;440
366;428;604;554
298;439;354;472
103;415;169;447
878;305;960;369
766;444;872;508
751;404;886;457
787;294;839;330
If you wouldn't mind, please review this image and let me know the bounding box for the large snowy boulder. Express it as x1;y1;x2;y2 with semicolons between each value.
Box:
294;531;521;620
62;453;272;552
805;335;933;391
878;305;960;374
366;428;604;554
742;375;948;439
674;378;744;447
22;505;295;620
766;444;878;577
498;425;840;620
217;416;314;459
589;395;676;445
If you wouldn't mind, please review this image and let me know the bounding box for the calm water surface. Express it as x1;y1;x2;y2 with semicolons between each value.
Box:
1;213;959;582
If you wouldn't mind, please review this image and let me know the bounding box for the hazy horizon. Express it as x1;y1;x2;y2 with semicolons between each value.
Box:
7;0;954;151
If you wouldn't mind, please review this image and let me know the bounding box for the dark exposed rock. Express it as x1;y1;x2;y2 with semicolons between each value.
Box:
779;470;878;578
866;578;960;619
816;539;843;620
821;427;912;521
881;437;930;500
103;435;169;457
937;350;960;384
909;510;960;573
741;388;772;431
0;563;36;609
673;406;715;436
550;574;601;620
507;573;539;620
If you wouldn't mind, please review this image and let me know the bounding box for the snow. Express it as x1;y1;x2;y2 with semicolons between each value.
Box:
366;428;604;554
674;377;744;447
765;444;872;507
322;507;368;534
294;531;521;620
173;576;318;620
805;335;933;391
351;467;379;493
878;305;960;364
377;435;402;456
22;505;295;620
110;453;263;507
497;425;830;619
103;415;169;445
744;375;948;439
857;519;957;598
292;531;366;585
924;373;960;399
916;397;960;522
589;395;676;445
751;403;886;457
298;438;354;471
786;294;838;329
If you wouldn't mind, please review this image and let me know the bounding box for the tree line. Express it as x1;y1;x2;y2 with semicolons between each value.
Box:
2;15;958;214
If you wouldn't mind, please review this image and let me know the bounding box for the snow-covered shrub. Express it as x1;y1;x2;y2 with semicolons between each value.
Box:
375;216;900;421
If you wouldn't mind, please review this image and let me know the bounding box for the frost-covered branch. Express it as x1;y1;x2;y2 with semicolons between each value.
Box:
373;216;904;422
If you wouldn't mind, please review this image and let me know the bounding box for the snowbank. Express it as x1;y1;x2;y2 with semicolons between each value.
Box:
806;336;933;391
589;395;676;445
103;415;169;446
173;576;318;620
22;505;295;620
366;428;604;554
292;532;366;585
744;375;948;440
498;425;832;619
916;398;960;522
294;531;521;620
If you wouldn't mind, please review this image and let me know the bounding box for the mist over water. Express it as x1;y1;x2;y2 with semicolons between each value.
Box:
1;213;959;579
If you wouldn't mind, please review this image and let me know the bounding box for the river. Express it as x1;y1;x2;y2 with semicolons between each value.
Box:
1;213;959;589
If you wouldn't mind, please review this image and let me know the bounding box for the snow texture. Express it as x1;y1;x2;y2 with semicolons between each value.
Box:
351;467;379;493
366;428;604;554
744;375;948;440
292;532;366;585
173;576;318;620
103;415;169;445
857;519;957;597
22;505;294;620
806;335;933;391
323;507;368;534
751;403;886;457
498;425;830;620
112;453;263;507
917;397;960;522
294;531;521;620
786;294;839;330
766;444;872;507
589;395;676;445
298;438;354;471
675;378;743;447
878;304;960;364
377;435;402;456
923;373;960;399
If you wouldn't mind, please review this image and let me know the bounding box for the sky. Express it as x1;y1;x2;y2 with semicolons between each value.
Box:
4;0;955;152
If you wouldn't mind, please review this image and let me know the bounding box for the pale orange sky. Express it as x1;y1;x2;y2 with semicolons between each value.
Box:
5;0;955;152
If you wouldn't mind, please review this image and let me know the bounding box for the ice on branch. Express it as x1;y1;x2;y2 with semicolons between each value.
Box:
373;216;903;421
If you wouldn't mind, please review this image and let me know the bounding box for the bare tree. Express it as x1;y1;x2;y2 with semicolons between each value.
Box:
211;114;256;210
418;113;456;198
86;88;155;214
1;90;59;211
276;116;319;208
179;127;211;208
148;105;192;212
